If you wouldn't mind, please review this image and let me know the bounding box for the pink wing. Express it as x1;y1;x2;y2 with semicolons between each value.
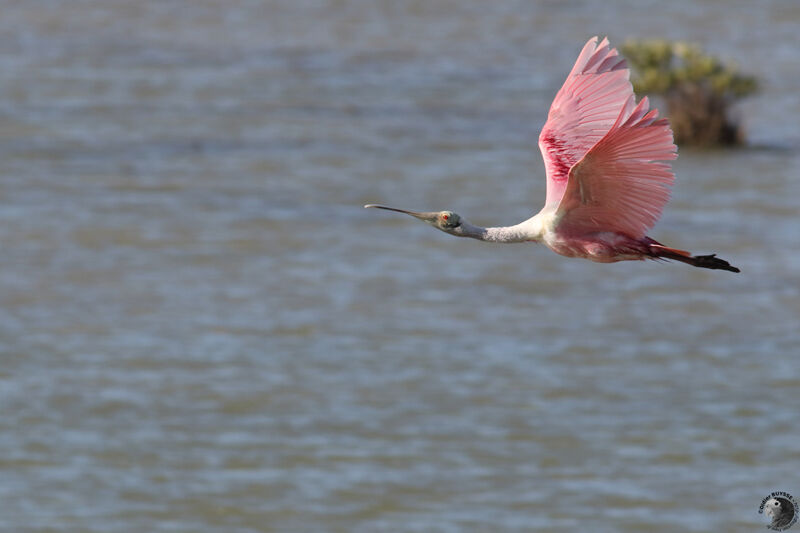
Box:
555;97;676;238
539;37;632;207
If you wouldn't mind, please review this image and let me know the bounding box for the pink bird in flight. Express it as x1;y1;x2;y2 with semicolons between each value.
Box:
366;37;739;273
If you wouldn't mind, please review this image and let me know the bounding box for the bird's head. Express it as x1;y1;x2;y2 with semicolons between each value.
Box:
765;498;782;519
364;204;465;235
765;497;794;525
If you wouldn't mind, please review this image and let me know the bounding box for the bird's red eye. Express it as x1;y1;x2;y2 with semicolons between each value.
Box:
442;214;448;220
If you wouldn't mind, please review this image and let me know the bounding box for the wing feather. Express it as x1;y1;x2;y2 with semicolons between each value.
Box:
556;96;677;238
538;37;677;239
539;37;633;207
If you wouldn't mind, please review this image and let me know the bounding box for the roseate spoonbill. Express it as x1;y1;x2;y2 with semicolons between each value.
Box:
365;37;739;273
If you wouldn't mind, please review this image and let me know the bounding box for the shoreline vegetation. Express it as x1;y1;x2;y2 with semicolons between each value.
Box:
621;40;758;147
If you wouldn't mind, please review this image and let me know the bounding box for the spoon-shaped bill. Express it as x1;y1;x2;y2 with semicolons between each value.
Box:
364;204;438;222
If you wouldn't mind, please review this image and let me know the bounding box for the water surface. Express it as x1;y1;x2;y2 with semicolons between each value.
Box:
1;1;799;532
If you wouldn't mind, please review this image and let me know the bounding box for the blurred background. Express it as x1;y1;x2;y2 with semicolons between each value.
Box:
1;1;799;531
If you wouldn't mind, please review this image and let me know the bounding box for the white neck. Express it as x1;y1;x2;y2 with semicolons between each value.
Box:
459;214;545;243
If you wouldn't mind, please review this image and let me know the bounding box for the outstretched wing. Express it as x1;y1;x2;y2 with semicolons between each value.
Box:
539;37;632;208
555;96;676;238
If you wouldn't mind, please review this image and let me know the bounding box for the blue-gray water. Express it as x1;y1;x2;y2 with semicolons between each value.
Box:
1;1;799;532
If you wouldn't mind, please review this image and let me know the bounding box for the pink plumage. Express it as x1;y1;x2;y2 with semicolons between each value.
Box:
537;38;731;270
539;37;636;207
366;37;739;272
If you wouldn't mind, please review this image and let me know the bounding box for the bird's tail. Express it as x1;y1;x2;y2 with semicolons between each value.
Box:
648;241;740;273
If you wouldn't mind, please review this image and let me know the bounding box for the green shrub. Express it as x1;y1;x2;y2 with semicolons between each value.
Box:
620;40;758;146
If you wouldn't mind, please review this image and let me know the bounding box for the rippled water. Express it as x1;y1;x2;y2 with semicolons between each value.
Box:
1;1;799;532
